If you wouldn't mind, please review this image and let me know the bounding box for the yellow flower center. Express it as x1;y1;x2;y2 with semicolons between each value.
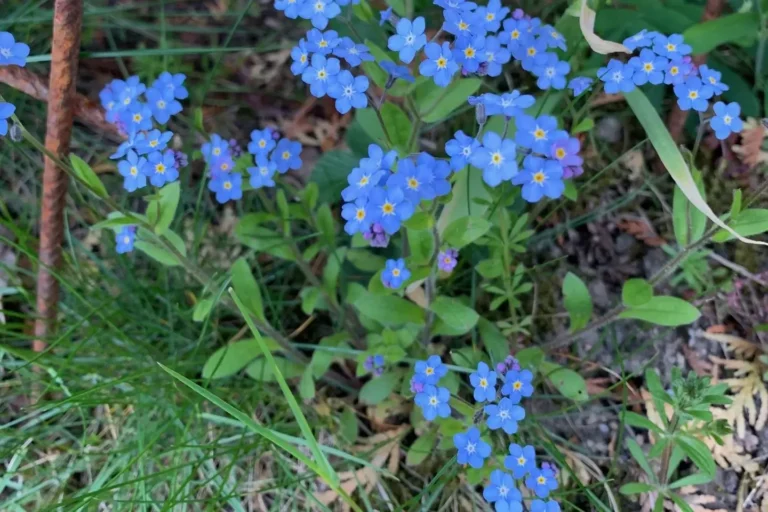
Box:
513;381;522;390
670;66;679;75
444;257;451;264
150;140;158;147
666;43;676;52
551;31;559;39
407;177;419;189
220;163;230;171
479;378;488;388
527;47;536;57
355;208;365;220
555;148;566;159
486;13;494;21
133;114;142;122
319;40;328;48
392;268;401;277
318;69;327;79
643;63;653;72
429;396;438;405
129;166;138;176
157;100;166;109
223;181;232;190
123;236;131;244
425;367;434;376
533;128;546;140
155;163;166;174
709;76;717;85
300;54;307;63
107;101;115;110
723;115;732;125
259;139;267;148
213;148;221;156
464;47;476;58
123;97;131;105
517;456;526;466
491;152;503;165
382;202;395;215
282;151;290;160
511;29;520;40
537;476;547;485
458;21;468;31
436;57;447;69
533;171;546;184
688;90;699;99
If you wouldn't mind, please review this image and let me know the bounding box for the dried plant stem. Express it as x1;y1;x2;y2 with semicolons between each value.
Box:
33;0;83;353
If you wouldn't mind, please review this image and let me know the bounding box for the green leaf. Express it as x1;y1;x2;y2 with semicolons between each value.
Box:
193;297;214;322
347;249;387;272
712;209;768;243
309;150;359;204
516;347;544;370
245;356;304;382
134;240;180;266
355;108;387;146
407;228;434;266
406;430;436;466
668;492;695;512
672;170;706;246
429;296;479;335
235;222;295;261
231;257;265;322
147;181;180;235
677;434;716;476
359;372;399;405
339;406;358;444
563;180;578;201
619;296;700;326
562;272;592;331
729;189;742;219
70;154;108;198
202;338;281;379
443;216;491;248
316;204;336;248
540;361;589;402
621;278;653;307
478;318;508;363
322;247;347;295
91;212;144;231
380;102;412;151
669;472;712;489
621;411;662;433
299;367;316;400
627;438;657;481
403;212;434;230
572;118;594;134
683;13;759;54
624;88;767;247
354;291;426;326
418;78;482;123
619;482;656;495
301;286;323;315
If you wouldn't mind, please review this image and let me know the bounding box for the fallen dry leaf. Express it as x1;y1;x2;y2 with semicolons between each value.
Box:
617;216;666;247
731;118;768;170
579;0;631;55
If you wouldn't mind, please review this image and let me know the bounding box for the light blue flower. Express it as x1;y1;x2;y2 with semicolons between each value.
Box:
0;32;30;67
539;24;567;51
664;58;693;85
135;129;173;155
526;467;558;498
476;0;509;33
470;362;497;402
485;397;525;434
699;64;728;94
446;130;481;170
567;77;593;96
0;102;15;137
333;37;374;67
368;186;413;234
484;470;522;505
426;157;452;197
531;500;561;512
291;39;311;75
515;115;559;153
484;90;534;117
306;29;340;55
501;369;534;402
209;172;243;203
117;151;148;192
387;158;434;203
299;0;341;29
482;36;511;77
512;156;564;203
361;144;398;171
673;76;713;112
119;102;153;136
512;34;546;71
504;444;537;479
211;154;235;174
116;226;136;254
598;59;635;94
629;49;668;86
202;134;230;163
248;128;276;156
419;42;459;87
711;101;743;140
454;427;491;468
273;138;303;173
302;54;340;97
114;76;147;111
500;18;528;52
327;70;369;114
142;150;179;187
443;8;483;38
415;385;451;420
454;35;486;73
342;198;374;235
342;166;385;202
532;52;570;90
653;33;691;59
379;7;393;26
380;60;415;84
622;29;659;52
381;258;411;288
414;354;447;385
248;154;278;188
275;0;305;19
470;131;518;187
151;71;189;100
388;17;427;64
434;0;477;12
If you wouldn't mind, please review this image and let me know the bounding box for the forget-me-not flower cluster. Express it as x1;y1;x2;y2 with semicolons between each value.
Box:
0;32;30;137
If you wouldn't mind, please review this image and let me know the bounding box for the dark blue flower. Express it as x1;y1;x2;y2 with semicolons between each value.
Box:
532;52;570;90
368;186;414;234
306;29;340;55
664;58;693;85
248;154;278;189
333;37;374;67
526;467;558;498
470;362;497;402
512;35;546;72
415;385;451;421
485;397;525;434
598;59;635;94
567;77;593;96
501;369;534;402
274;0;304;19
454;427;491;468
342;198;374;235
470;131;518;187
531;500;561;512
382;258;411;288
711;101;743;140
273;138;303;173
0;102;16;137
118;150;148;192
629;49;667;86
515;115;560;153
673;76;713;112
291;39;311;75
0;32;30;67
151;72;188;100
622;29;659;52
420;42;460;87
504;444;537;479
380;60;415;84
248;128;277;156
299;0;341;29
142;150;179;187
446;130;480;170
202;134;230;163
135;129;173;155
209;172;243;203
302;54;341;97
454;35;486;73
653;33;691;60
388;17;427;64
414;355;447;385
483;470;522;506
476;0;509;33
116;226;136;254
327;70;369;114
699;64;728;94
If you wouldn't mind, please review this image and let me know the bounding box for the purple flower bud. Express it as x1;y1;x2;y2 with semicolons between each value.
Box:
512;8;526;19
410;375;426;393
438;248;459;273
496;362;507;373
373;366;384;377
363;356;375;372
363;222;390;248
173;150;189;169
562;165;584;179
271;130;281;140
228;138;243;158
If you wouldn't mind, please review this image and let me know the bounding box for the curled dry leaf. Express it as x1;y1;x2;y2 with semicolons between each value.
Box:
578;0;631;55
731;118;768;170
667;486;728;512
617;216;666;247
